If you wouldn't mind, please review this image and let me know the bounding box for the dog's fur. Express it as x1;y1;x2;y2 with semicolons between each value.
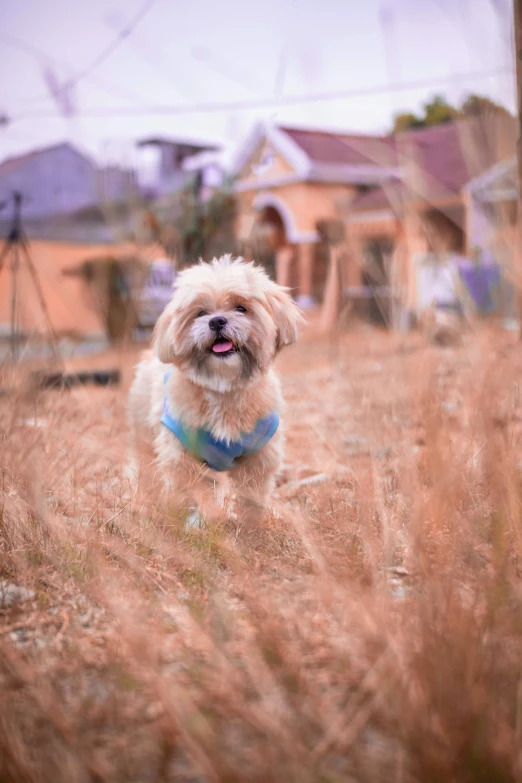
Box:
127;255;304;524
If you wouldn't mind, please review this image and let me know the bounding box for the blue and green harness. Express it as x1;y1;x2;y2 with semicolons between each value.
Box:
160;371;279;472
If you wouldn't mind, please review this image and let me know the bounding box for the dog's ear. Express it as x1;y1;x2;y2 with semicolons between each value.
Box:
152;302;177;363
264;284;305;352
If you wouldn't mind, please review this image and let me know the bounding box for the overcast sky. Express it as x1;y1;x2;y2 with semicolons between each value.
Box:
0;0;516;169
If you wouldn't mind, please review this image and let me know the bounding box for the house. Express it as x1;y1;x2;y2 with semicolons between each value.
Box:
136;136;221;198
0;239;120;351
231;116;516;314
231;123;400;308
0;233;165;360
0;142;134;221
0;194;161;355
97;165;137;205
0;142;157;359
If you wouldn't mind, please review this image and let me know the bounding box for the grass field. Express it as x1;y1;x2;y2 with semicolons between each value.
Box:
2;319;522;782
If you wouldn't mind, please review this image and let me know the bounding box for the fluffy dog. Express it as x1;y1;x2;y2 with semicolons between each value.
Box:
127;255;304;526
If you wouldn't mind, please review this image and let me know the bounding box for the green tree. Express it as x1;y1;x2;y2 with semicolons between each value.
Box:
392;93;511;134
393;112;424;133
460;93;512;120
142;176;238;268
423;94;457;126
176;177;238;266
393;95;456;133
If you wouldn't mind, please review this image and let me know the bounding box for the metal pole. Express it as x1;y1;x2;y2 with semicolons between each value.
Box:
10;243;19;362
514;0;522;335
20;241;61;364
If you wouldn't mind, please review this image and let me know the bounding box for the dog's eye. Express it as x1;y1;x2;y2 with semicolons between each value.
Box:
197;310;208;318
235;305;247;313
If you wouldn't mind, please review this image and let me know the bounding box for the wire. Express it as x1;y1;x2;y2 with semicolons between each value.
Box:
62;0;159;93
0;33;153;110
10;64;514;122
0;0;159;113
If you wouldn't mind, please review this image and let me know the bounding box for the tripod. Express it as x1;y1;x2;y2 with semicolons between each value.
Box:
0;192;59;363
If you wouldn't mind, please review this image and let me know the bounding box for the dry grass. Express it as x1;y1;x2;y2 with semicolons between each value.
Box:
1;320;522;782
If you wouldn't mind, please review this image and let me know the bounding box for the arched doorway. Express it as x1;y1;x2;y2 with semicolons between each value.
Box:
254;193;297;243
245;200;290;282
251;194;300;289
258;205;286;249
246;192;317;305
250;205;286;281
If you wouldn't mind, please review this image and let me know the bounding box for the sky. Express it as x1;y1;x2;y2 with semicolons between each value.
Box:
0;0;516;171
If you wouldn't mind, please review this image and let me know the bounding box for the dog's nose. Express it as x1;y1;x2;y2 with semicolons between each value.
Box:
208;315;227;332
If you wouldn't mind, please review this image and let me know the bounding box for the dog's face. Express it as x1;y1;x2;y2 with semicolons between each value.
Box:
153;255;304;391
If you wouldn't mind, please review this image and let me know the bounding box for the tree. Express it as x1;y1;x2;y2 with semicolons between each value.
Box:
460;93;512;120
393;95;457;133
175;178;238;266
423;95;457;127
74;255;144;343
392;93;512;133
142;176;238;268
393;112;424;133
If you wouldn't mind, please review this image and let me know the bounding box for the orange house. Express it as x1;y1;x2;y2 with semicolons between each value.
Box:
232;122;399;308
231;118;515;313
0;233;161;358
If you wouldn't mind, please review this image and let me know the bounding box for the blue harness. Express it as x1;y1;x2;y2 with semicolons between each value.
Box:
160;371;279;472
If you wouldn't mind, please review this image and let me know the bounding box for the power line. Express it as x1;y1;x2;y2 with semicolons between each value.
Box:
0;0;158;113
0;33;154;110
60;0;159;94
10;64;514;122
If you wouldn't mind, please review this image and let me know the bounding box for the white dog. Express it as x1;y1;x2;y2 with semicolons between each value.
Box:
127;255;304;525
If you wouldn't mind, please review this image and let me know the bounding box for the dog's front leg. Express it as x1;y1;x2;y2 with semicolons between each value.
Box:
165;454;227;528
228;442;280;526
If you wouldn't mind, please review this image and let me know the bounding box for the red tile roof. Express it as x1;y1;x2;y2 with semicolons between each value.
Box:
281;118;514;185
324;116;518;212
401;122;470;197
279;126;396;167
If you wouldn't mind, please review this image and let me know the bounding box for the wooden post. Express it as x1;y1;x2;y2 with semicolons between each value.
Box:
318;220;346;333
397;134;426;327
319;245;342;334
514;0;522;335
296;243;315;307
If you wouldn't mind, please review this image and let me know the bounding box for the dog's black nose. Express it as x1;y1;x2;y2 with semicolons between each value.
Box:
208;315;227;332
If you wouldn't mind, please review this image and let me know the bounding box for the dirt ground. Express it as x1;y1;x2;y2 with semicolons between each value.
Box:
2;320;522;782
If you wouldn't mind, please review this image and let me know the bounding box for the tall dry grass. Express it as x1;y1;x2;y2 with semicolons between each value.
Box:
1;326;522;782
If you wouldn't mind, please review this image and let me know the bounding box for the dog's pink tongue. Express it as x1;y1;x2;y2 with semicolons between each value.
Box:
212;340;233;353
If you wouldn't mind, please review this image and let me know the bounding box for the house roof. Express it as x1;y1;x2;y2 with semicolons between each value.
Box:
137;135;220;153
232;122;401;188
0;142;93;179
278;126;396;167
348;116;516;214
233;115;516;204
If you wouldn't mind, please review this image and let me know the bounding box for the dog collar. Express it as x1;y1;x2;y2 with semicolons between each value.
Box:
160;371;279;472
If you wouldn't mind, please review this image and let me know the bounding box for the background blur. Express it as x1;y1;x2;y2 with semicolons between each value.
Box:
3;4;522;783
0;0;518;361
